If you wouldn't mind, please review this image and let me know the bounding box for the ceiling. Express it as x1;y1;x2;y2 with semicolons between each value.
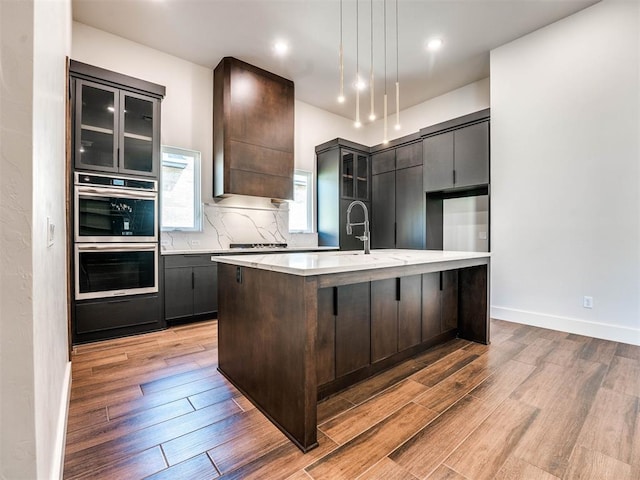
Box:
72;0;600;122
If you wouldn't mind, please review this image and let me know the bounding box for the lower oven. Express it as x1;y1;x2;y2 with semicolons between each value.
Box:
75;243;158;300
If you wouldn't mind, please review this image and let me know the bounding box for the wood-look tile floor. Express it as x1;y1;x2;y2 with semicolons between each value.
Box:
64;319;640;480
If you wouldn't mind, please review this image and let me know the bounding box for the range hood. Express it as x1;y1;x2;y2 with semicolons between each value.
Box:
213;57;294;201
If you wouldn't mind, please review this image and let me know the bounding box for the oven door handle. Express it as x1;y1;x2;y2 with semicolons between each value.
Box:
76;243;157;252
76;186;157;200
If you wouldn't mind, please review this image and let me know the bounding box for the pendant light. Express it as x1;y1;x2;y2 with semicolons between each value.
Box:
338;0;345;103
383;0;388;144
368;0;376;122
355;0;361;128
394;0;400;131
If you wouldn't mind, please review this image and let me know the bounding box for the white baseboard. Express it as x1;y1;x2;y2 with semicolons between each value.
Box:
51;361;71;480
491;306;640;346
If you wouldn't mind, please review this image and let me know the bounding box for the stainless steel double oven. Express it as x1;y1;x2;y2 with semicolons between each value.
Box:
74;172;159;300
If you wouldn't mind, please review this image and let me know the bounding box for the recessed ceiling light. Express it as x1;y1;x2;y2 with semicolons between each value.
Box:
273;41;289;56
427;38;443;51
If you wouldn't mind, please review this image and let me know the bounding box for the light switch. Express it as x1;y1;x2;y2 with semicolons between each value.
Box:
47;217;55;247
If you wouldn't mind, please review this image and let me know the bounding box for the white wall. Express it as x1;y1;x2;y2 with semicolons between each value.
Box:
32;0;73;478
490;0;640;345
72;22;214;199
1;0;72;478
364;78;490;146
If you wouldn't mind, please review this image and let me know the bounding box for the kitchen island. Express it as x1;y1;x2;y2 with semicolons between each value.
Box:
214;249;490;452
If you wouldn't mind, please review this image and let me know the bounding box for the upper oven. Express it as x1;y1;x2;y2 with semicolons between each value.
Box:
74;172;158;242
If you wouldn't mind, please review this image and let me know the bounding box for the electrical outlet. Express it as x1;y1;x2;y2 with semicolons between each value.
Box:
190;240;200;246
478;231;487;240
583;296;593;309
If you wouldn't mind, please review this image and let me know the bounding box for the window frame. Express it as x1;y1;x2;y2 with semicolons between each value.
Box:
160;145;202;232
289;169;314;234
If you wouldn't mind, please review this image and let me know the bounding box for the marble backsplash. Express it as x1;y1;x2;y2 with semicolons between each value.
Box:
160;195;317;252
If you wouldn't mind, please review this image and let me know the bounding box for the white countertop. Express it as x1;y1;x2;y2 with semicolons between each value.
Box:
212;249;490;276
161;246;339;255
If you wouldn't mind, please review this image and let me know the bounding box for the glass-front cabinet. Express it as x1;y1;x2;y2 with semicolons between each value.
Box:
341;149;369;201
75;79;159;177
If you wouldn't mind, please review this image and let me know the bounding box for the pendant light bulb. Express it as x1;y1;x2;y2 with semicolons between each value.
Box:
354;0;361;128
338;0;345;104
394;0;400;132
338;44;345;103
368;0;375;123
383;92;388;144
355;89;361;128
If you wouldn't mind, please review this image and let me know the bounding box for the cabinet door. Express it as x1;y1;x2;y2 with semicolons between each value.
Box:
371;149;395;175
317;288;336;385
398;275;422;350
164;267;194;320
120;91;158;177
75;79;119;173
372;172;396;249
396;142;423;169
355;153;370;201
423;132;454;192
335;283;370;377
371;279;398;363
396;166;425;249
193;265;218;316
454;121;489;188
341;150;356;199
339;198;370;251
441;270;459;332
421;272;441;341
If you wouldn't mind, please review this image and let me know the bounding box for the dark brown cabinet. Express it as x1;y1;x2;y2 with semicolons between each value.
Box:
335;283;371;377
371;142;424;249
71;68;162;178
164;254;218;322
398;275;423;350
423;120;489;192
213;57;294;200
316;270;459;390
422;270;458;341
396;165;425;248
317;139;371;249
372;171;395;248
316;283;371;383
371;279;399;362
371;275;422;363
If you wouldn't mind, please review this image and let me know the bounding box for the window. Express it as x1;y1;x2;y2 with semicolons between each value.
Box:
289;170;313;233
161;146;202;231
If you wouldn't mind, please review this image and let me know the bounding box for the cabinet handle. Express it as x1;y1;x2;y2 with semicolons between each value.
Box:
192;271;195;289
394;222;397;246
396;277;401;302
453;169;456;185
333;287;338;316
439;271;443;291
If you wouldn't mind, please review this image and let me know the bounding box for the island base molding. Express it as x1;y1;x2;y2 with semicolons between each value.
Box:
217;259;489;452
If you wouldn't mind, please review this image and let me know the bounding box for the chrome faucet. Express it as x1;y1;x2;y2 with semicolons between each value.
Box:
346;200;371;254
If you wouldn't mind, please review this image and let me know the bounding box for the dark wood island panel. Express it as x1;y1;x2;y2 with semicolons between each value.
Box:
217;264;319;452
216;256;489;452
